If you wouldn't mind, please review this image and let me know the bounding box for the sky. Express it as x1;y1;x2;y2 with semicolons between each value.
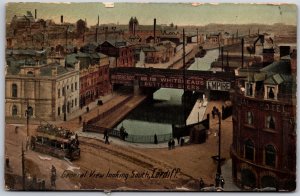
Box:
6;3;297;26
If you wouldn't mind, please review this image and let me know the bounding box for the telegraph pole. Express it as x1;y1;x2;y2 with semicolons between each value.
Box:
21;143;25;190
217;112;222;175
183;29;187;127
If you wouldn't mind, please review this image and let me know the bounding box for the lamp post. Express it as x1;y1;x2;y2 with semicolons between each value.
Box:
217;111;222;175
25;100;32;150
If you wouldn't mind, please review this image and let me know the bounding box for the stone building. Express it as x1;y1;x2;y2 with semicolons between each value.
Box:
5;56;80;122
230;49;296;190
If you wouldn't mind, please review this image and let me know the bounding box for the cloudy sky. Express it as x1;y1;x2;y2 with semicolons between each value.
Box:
6;3;297;26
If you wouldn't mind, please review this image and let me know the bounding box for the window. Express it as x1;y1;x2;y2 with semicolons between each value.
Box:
245;139;255;161
266;115;275;129
246;111;254;125
58;89;60;98
75;98;77;106
75;82;78;90
246;82;254;96
62;87;66;96
265;145;276;167
27;71;34;76
12;84;17;97
58;107;60;116
267;87;275;99
27;106;33;116
71;84;74;92
265;85;278;100
12;105;17;116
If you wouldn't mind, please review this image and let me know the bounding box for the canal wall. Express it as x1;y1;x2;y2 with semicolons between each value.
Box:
83;95;147;132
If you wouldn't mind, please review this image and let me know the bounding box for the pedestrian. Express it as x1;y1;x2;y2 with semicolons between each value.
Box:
103;129;108;139
177;136;180;144
212;110;215;119
171;139;175;149
180;137;184;146
51;165;56;188
105;135;110;144
220;177;225;188
168;139;171;150
199;178;205;189
79;115;82;124
154;134;158;144
15;126;19;134
215;173;220;187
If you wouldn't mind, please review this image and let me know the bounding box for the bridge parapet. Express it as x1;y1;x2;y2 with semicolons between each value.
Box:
110;67;236;92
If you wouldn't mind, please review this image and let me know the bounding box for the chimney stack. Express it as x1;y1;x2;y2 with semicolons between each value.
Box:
153;18;156;43
61;15;63;23
35;9;37;19
241;38;244;68
95;27;98;43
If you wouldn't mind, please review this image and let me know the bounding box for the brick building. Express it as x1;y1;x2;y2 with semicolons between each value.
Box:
66;50;111;108
230;50;296;190
97;40;135;67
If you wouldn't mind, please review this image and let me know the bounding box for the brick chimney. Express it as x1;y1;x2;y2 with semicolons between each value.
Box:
153;18;156;43
262;48;275;67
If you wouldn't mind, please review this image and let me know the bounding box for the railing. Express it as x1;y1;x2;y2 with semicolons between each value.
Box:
86;95;133;124
125;133;172;144
83;123;172;144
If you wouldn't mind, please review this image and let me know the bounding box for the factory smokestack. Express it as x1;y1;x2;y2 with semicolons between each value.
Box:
241;38;244;68
153;18;156;43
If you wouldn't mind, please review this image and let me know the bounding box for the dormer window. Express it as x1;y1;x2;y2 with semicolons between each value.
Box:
245;82;255;97
264;85;278;100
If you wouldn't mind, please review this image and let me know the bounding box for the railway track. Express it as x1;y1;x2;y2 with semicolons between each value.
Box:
79;137;197;182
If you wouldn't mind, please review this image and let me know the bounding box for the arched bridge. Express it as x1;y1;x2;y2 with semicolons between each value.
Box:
110;67;235;92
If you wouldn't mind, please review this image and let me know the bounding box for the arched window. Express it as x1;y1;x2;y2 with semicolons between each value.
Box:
27;71;34;76
245;139;255;161
12;84;17;97
12;105;17;116
265;145;276;167
266;115;276;129
27;106;33;116
246;111;254;125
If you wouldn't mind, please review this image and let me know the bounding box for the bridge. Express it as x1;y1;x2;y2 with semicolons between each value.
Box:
110;67;236;92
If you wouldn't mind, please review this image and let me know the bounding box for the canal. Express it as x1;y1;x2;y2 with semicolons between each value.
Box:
114;49;219;143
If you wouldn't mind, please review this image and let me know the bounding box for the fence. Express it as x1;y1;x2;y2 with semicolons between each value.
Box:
83;123;172;144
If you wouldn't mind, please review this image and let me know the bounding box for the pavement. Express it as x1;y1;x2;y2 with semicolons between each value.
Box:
221;159;241;191
186;98;208;125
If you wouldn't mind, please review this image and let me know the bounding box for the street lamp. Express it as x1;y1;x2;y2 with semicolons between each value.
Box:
25;101;32;150
217;111;222;175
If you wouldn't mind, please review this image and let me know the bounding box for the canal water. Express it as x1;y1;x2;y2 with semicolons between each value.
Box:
114;49;219;143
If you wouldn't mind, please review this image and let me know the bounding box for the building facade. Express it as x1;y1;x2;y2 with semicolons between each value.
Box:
230;51;296;190
79;53;111;108
5;57;80;122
